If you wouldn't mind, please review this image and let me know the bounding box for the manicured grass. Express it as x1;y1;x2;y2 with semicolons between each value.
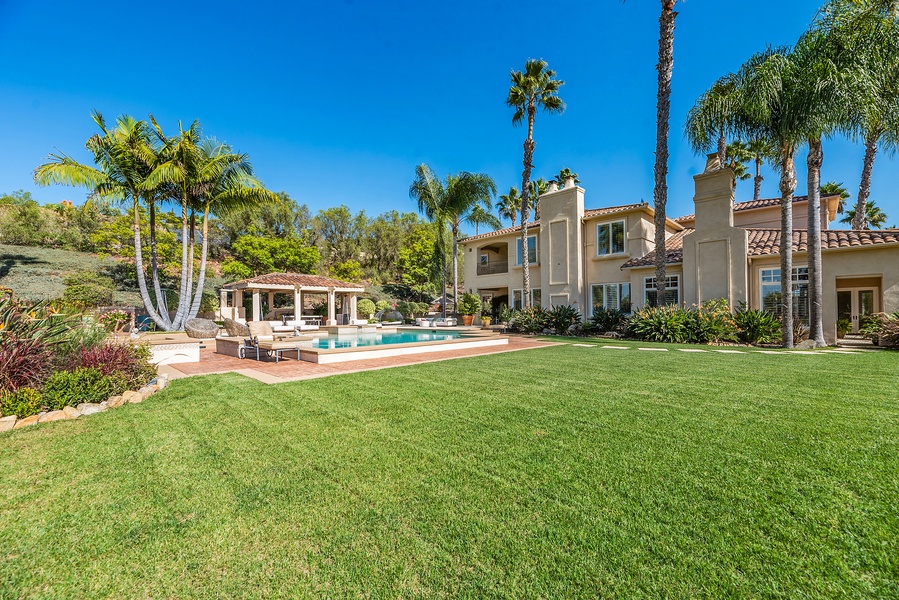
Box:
1;346;897;598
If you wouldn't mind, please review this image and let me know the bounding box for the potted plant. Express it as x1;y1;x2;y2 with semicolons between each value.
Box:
480;299;493;328
836;318;851;338
458;292;482;326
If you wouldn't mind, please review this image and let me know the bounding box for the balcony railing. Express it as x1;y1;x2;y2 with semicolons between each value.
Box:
477;260;508;276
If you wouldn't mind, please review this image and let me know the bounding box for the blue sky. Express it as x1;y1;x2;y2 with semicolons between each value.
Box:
0;0;895;231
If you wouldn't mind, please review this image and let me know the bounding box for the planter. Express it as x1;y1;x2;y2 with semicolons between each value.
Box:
480;318;491;329
461;315;475;326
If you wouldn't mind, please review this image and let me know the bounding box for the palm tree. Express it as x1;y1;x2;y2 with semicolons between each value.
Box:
724;140;753;183
507;59;565;307
529;177;550;220
738;47;809;347
747;137;777;200
34;112;172;329
820;181;851;213
820;1;899;229
468;204;502;235
685;72;740;167
555;168;579;188
653;0;678;304
841;200;889;228
410;164;496;309
498;187;520;227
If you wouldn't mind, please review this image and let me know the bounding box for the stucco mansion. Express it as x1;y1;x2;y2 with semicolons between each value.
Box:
461;155;899;345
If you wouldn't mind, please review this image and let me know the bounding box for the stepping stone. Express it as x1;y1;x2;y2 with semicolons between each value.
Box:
755;351;782;354
601;346;630;350
787;351;818;355
571;344;595;348
820;350;859;354
714;349;745;354
678;349;708;352
638;347;668;352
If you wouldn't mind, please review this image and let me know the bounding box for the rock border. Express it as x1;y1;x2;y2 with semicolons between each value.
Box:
0;374;170;432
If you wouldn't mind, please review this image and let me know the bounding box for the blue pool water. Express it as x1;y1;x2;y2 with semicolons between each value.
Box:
311;330;460;350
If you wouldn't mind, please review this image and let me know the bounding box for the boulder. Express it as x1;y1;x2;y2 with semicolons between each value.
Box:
795;339;818;350
14;415;39;429
223;318;251;338
380;310;404;323
123;390;143;404
62;406;81;419
157;375;169;390
185;318;220;339
107;396;125;408
39;410;68;423
77;403;106;416
0;415;17;432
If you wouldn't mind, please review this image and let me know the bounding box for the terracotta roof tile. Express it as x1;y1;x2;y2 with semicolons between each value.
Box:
221;272;365;290
463;203;649;243
621;227;899;269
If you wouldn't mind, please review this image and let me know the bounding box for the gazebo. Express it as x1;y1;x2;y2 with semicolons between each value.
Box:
219;273;366;326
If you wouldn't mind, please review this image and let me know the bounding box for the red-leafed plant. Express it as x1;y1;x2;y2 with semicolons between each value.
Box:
0;338;52;393
77;343;156;390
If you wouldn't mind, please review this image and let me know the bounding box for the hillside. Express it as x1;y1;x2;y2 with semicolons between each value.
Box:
0;244;141;304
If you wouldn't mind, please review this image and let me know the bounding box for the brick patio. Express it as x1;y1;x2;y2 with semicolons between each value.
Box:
157;335;557;384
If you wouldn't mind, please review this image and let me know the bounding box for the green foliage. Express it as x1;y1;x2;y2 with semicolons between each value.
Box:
457;292;482;316
590;307;627;333
311;205;367;269
62;270;116;308
0;387;43;418
224;235;320;279
0;339;52;393
218;192;311;241
330;259;365;283
498;305;514;325
77;343;155;390
89;209;181;266
199;291;219;314
628;305;692;343
512;306;550;334
836;318;852;337
734;305;782;344
860;311;899;347
398;227;439;300
689;299;739;344
42;367;124;410
547;304;581;335
396;301;429;319
356;299;376;318
375;300;390;312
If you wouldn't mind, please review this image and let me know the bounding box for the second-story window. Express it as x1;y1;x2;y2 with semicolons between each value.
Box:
515;235;538;266
596;220;626;256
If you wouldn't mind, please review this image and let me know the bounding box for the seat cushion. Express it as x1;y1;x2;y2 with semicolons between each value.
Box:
248;321;275;341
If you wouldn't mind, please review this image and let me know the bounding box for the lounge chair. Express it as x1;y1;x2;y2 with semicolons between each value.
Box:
431;317;457;327
246;321;311;361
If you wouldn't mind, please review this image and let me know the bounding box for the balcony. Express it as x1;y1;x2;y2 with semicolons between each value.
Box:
477;260;508;276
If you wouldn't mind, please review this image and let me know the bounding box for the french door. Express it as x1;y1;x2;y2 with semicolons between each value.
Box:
836;288;878;333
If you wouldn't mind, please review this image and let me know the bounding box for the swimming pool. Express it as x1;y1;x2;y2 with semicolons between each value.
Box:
311;330;460;349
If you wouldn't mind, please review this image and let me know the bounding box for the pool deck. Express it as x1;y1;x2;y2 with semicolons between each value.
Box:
158;334;558;385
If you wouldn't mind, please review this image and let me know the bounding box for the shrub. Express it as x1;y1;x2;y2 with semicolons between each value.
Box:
375;300;391;312
627;305;691;343
42;368;125;410
457;293;482;316
396;301;429;318
547;304;582;336
689;299;738;344
77;343;156;390
0;387;43;418
513;306;549;334
861;312;899;348
837;318;852;338
62;270;116;308
590;307;627;333
734;306;781;344
98;309;130;332
357;299;376;318
0;338;52;393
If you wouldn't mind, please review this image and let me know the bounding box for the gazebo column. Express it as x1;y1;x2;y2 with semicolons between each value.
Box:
293;288;301;320
219;289;229;319
267;291;274;318
252;290;261;322
350;294;357;322
327;289;337;326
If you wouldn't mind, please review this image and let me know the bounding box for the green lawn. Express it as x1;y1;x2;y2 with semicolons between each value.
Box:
1;345;897;598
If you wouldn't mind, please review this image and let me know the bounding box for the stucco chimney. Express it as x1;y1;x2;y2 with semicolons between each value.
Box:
547;180;559;193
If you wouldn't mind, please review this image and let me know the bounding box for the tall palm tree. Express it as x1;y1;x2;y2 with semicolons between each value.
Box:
554;167;579;188
820;181;850;213
410;164;496;308
507;59;565;307
653;0;678;304
685;72;740;167
34;112;172;329
498;187;520;227
738;47;809;347
747;137;777;200
841;200;889;228
468;204;502;235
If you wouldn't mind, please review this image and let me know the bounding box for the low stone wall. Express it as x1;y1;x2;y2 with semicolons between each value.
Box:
0;375;170;432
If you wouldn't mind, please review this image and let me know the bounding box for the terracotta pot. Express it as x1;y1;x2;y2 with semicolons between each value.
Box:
462;315;475;326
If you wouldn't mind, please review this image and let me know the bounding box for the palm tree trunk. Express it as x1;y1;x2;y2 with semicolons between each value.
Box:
171;195;191;330
188;206;210;320
131;199;170;330
520;112;536;308
853;131;877;230
452;224;460;311
753;156;763;201
148;200;171;328
779;147;796;348
807;139;825;347
717;130;726;168
653;1;677;304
